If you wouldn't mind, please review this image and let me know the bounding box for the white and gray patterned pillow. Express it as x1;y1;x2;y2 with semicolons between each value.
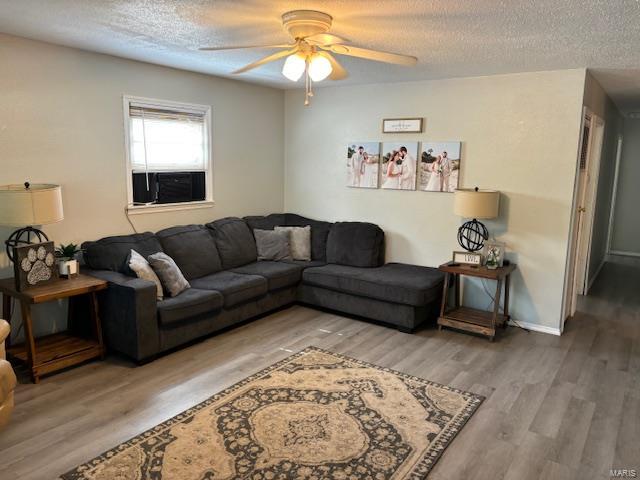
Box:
128;249;164;301
274;226;311;261
147;252;190;297
254;229;291;261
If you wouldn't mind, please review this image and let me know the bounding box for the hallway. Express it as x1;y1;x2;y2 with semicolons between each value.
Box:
579;255;640;312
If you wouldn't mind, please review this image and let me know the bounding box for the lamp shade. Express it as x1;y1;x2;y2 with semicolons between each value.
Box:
282;53;306;81
454;188;500;219
0;184;64;226
308;53;332;82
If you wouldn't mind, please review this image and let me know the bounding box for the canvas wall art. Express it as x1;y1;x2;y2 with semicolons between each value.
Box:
380;142;419;190
347;142;381;188
419;142;461;192
13;241;58;291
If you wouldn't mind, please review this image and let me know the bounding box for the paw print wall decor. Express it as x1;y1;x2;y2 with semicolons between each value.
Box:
12;241;59;291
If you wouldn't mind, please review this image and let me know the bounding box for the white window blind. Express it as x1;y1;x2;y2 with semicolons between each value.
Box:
129;104;207;172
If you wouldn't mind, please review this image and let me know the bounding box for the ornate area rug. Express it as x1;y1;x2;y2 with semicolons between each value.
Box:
62;347;483;480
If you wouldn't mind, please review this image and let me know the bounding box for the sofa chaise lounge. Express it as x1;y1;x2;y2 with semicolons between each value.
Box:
82;213;445;362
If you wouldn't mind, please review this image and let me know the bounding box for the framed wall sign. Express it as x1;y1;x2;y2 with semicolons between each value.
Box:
382;117;423;133
452;251;482;266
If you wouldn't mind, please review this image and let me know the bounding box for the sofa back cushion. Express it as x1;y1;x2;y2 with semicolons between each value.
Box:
206;217;258;269
156;225;223;280
284;213;333;262
243;214;286;232
82;232;163;274
326;222;385;267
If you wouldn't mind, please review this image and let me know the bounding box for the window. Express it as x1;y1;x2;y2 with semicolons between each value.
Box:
123;96;212;213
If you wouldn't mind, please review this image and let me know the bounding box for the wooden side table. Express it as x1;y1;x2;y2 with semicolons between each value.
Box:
437;262;516;341
0;274;107;383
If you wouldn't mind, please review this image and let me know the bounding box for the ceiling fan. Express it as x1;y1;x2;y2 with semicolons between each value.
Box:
200;10;418;105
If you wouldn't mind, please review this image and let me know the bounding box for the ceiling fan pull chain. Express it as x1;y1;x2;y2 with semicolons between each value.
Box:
304;71;309;106
304;58;311;106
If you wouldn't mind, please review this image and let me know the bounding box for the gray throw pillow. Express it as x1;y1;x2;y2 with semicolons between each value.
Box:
128;249;164;300
274;226;311;261
147;252;190;297
254;229;291;261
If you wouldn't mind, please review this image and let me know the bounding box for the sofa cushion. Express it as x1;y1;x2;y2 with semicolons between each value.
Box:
244;214;287;232
128;249;164;300
82;232;163;274
281;259;327;269
148;252;190;298
190;271;268;307
254;229;291;261
284;213;333;262
326;222;384;267
157;288;223;327
156;225;222;280
206;217;257;269
302;262;444;307
275;226;311;261
231;261;304;291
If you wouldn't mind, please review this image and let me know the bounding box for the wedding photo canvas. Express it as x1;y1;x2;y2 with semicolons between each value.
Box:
380;142;419;190
347;142;381;188
418;141;461;192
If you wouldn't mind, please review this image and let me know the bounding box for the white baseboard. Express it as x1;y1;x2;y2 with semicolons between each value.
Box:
587;258;606;292
610;250;640;258
507;320;562;336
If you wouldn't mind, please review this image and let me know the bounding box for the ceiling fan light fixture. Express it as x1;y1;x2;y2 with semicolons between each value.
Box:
202;9;417;104
282;53;306;81
308;54;333;82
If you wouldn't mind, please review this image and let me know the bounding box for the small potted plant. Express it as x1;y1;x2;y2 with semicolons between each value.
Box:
55;243;82;278
484;243;504;270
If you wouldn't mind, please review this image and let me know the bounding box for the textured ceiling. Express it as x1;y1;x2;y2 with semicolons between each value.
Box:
1;0;640;112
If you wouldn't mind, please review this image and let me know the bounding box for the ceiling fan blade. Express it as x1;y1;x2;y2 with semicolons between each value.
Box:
316;52;348;80
322;44;417;66
199;44;293;51
305;33;349;45
232;47;299;74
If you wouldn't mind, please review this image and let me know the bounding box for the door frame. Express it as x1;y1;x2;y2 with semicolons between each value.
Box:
561;107;605;328
606;134;624;254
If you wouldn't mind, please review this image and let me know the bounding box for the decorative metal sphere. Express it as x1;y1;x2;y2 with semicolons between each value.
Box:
457;219;488;252
4;227;49;262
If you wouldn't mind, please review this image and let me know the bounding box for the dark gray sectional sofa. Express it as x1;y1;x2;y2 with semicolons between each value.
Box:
81;213;445;362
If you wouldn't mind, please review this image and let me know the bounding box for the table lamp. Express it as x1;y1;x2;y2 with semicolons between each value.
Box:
453;187;500;252
0;183;64;262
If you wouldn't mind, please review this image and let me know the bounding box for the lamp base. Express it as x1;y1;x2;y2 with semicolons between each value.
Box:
4;226;49;262
457;219;489;253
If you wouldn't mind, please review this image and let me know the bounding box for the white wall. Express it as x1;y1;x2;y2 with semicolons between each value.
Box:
0;34;284;337
610;118;640;255
582;73;624;282
285;70;586;332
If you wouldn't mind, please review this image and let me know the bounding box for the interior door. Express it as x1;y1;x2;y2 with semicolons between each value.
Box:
578;117;604;294
568;111;604;316
565;112;592;319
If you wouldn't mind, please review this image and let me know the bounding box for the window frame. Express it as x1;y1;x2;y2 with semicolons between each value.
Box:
122;95;214;214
